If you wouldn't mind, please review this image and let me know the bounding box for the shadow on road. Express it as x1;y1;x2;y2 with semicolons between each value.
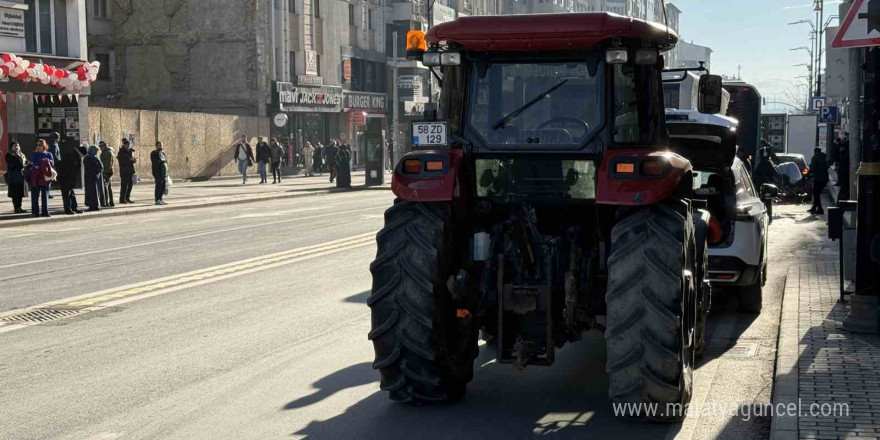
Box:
342;291;370;303
288;333;687;439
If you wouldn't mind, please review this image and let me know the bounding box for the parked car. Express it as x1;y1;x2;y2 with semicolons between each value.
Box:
773;153;812;203
667;109;776;313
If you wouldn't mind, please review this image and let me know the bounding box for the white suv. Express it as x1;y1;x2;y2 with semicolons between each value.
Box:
667;110;775;313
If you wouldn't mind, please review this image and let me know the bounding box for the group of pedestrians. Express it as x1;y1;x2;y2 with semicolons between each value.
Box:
751;140;832;215
229;135;352;188
3;136;170;217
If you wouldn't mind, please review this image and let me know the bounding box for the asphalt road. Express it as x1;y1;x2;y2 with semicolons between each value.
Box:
0;195;834;440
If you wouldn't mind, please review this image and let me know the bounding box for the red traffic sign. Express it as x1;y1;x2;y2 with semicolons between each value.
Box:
833;0;880;48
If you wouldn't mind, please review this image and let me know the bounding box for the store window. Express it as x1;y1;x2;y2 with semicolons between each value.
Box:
350;58;386;94
349;4;354;25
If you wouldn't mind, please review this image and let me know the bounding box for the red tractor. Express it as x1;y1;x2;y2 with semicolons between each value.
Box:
368;12;722;420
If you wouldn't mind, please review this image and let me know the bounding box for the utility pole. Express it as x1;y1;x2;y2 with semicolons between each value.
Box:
843;45;880;334
818;0;825;95
392;30;399;169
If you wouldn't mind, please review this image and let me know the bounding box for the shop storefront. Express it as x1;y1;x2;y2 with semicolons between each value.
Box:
270;80;343;166
343;91;387;167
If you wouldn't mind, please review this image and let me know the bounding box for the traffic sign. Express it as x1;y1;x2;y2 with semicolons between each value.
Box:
819;106;840;124
810;96;827;113
832;0;880;48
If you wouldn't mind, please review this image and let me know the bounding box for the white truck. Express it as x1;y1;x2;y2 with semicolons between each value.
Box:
786;114;818;157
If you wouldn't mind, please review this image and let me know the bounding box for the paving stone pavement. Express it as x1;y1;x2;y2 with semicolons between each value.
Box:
772;262;880;440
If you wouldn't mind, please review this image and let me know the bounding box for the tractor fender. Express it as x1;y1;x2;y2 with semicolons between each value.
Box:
391;149;465;202
596;149;693;206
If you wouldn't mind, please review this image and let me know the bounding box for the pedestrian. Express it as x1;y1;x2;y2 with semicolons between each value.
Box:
314;142;324;175
4;141;28;213
386;140;394;171
47;132;61;198
28;140;55;217
57;145;84;215
335;142;352;188
117;138;137;204
83;145;104;211
99;141;116;207
269;138;285;184
324;140;338;183
256;136;271;184
807;147;830;215
233;135;255;184
736;145;752;174
752;146;780;189
302;141;315;177
151;141;168;205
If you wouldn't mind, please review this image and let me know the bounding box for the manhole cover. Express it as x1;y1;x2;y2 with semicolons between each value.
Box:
0;308;83;324
705;342;759;358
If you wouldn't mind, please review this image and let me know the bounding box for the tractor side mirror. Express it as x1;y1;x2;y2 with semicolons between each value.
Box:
698;74;723;114
760;183;778;200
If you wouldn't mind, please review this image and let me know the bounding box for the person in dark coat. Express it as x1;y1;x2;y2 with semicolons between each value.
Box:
99;141;116;207
57;145;84;215
335;143;352;188
752;146;780;189
269;138;285;184
151;141;168;205
834;135;850;200
255;136;271;184
324;140;338;183
117;138;137;204
83;145;104;211
313;142;324;175
4;142;28;213
807;147;830;214
47;132;61;198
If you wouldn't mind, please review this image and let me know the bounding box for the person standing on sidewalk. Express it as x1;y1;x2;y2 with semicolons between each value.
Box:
807;147;830;215
255;136;270;184
99;141;116;207
4;142;28;213
335;142;352;188
151;141;168;205
269;138;285;184
47;132;61;198
302;142;315;177
29;140;55;217
313;142;324;175
57;145;84;215
83;145;105;212
233;135;255;184
324;140;338;183
834;135;850;200
117;139;137;204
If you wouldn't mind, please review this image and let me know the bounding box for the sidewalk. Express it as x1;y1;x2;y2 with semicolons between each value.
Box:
771;261;880;440
0;170;391;228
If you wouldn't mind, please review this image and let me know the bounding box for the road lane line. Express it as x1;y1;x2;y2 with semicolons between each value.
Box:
0;205;386;270
0;231;379;333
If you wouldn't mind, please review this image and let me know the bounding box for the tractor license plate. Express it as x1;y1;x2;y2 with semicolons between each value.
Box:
412;121;448;148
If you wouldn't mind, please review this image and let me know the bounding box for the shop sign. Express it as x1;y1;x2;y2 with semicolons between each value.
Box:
297;75;323;86
345;91;387;111
351;112;366;126
273;113;289;127
305;50;319;76
343;59;352;81
0;7;25;38
275;82;343;113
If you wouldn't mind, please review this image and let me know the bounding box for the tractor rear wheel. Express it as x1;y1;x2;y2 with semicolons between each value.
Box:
368;201;477;403
605;201;696;421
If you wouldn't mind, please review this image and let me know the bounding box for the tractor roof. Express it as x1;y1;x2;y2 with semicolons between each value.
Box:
426;12;678;53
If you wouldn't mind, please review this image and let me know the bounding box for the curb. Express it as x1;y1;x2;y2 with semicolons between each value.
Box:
769;266;799;440
0;185;391;229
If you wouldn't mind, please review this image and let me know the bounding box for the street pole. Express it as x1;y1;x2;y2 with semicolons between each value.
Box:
843;46;880;334
392;30;399;169
818;0;824;96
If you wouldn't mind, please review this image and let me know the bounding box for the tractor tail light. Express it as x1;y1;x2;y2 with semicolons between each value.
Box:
615;162;635;174
403;159;422;174
425;160;444;171
641;159;667;176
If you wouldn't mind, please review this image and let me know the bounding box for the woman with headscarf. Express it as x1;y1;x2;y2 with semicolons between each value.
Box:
4;142;28;213
313;142;324;175
83;145;105;211
302;142;315;177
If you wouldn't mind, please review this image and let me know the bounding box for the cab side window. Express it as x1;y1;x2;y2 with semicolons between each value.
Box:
732;162;751;203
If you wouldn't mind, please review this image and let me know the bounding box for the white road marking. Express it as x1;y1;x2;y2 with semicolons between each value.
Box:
0;205;386;270
8;233;36;238
232;206;334;219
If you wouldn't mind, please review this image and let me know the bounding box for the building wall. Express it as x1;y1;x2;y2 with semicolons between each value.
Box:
677;40;711;70
88;0;273;117
824;26;849;105
88;106;270;180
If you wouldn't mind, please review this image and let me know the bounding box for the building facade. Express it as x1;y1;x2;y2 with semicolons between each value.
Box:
677;40;712;70
761;113;787;152
0;0;91;167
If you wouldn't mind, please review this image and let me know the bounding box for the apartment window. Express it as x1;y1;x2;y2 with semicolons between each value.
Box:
348;4;354;25
368;9;373;29
313;0;320;18
24;0;68;56
95;53;110;80
289;0;295;12
290;51;296;77
316;54;321;75
93;0;108;18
